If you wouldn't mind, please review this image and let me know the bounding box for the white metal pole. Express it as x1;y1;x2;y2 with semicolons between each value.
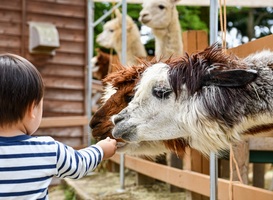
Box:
209;0;218;199
118;0;127;192
87;0;95;146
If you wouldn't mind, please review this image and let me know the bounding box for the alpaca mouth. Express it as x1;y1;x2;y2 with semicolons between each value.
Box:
140;18;150;24
116;142;127;148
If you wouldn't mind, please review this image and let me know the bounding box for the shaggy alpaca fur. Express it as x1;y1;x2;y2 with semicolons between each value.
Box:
90;60;188;156
96;9;147;66
139;0;183;60
112;44;273;156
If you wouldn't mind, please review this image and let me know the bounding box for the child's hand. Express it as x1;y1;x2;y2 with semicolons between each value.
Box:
96;137;117;160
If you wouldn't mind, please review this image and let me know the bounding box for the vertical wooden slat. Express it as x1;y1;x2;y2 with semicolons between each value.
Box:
197;30;208;50
21;0;26;56
183;30;197;54
83;1;89;145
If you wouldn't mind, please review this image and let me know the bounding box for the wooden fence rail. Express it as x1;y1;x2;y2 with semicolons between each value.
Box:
110;154;273;200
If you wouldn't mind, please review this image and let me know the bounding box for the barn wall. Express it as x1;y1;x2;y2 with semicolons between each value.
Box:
0;0;88;147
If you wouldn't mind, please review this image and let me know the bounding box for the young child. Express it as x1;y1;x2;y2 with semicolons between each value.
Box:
0;53;117;199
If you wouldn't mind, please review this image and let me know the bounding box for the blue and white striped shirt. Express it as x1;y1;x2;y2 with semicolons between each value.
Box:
0;134;103;200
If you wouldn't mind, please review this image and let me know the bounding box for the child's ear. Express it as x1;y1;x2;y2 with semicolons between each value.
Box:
27;102;36;119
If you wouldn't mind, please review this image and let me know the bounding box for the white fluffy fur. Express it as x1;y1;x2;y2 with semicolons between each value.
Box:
96;9;147;66
100;82;169;156
139;0;183;60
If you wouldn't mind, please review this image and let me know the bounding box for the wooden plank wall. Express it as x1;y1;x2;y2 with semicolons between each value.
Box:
0;0;88;147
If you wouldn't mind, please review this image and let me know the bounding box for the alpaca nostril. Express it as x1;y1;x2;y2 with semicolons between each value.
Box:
89;117;100;129
112;114;124;125
142;13;148;18
139;13;148;21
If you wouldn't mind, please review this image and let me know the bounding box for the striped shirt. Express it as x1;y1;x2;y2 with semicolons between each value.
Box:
0;134;103;200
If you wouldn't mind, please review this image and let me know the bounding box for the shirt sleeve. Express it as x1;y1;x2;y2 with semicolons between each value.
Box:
55;141;104;179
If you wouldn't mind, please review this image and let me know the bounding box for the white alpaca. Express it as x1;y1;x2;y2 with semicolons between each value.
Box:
96;9;147;66
139;0;183;60
111;45;273;156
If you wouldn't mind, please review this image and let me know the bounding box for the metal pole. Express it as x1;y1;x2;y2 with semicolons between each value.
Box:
121;0;127;65
118;0;127;192
93;2;122;27
209;1;218;199
87;0;95;146
87;0;126;192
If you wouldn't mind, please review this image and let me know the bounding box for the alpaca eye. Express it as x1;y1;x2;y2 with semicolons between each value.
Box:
109;29;114;33
158;5;165;10
152;87;172;99
124;95;134;103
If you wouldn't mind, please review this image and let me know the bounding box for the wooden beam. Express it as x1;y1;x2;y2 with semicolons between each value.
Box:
227;34;273;58
39;116;89;128
249;137;273;151
110;154;273;200
94;0;273;8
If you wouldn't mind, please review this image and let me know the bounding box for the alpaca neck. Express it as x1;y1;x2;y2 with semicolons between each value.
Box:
116;44;138;66
116;35;147;65
152;9;183;59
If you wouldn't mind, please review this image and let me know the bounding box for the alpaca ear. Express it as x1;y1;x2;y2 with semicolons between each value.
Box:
115;9;122;19
115;9;134;31
126;17;134;31
171;0;181;4
201;68;257;87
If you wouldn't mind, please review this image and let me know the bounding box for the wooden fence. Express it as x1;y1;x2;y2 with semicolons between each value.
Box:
110;153;273;200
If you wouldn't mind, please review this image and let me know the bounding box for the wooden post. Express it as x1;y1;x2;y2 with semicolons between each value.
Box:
232;141;249;184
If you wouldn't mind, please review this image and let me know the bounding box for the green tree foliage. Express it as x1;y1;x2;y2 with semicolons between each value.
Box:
177;6;208;32
225;7;273;42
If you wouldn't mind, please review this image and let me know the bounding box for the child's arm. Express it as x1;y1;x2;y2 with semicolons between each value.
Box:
55;137;117;179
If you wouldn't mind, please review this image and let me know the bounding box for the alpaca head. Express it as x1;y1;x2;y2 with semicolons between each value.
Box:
110;44;273;156
90;63;171;155
139;0;180;29
96;9;135;49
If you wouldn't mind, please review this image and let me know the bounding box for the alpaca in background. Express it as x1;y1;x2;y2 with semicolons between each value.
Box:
139;0;183;60
96;9;147;66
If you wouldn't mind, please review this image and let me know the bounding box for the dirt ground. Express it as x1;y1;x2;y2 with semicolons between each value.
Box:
49;170;186;200
48;185;66;200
